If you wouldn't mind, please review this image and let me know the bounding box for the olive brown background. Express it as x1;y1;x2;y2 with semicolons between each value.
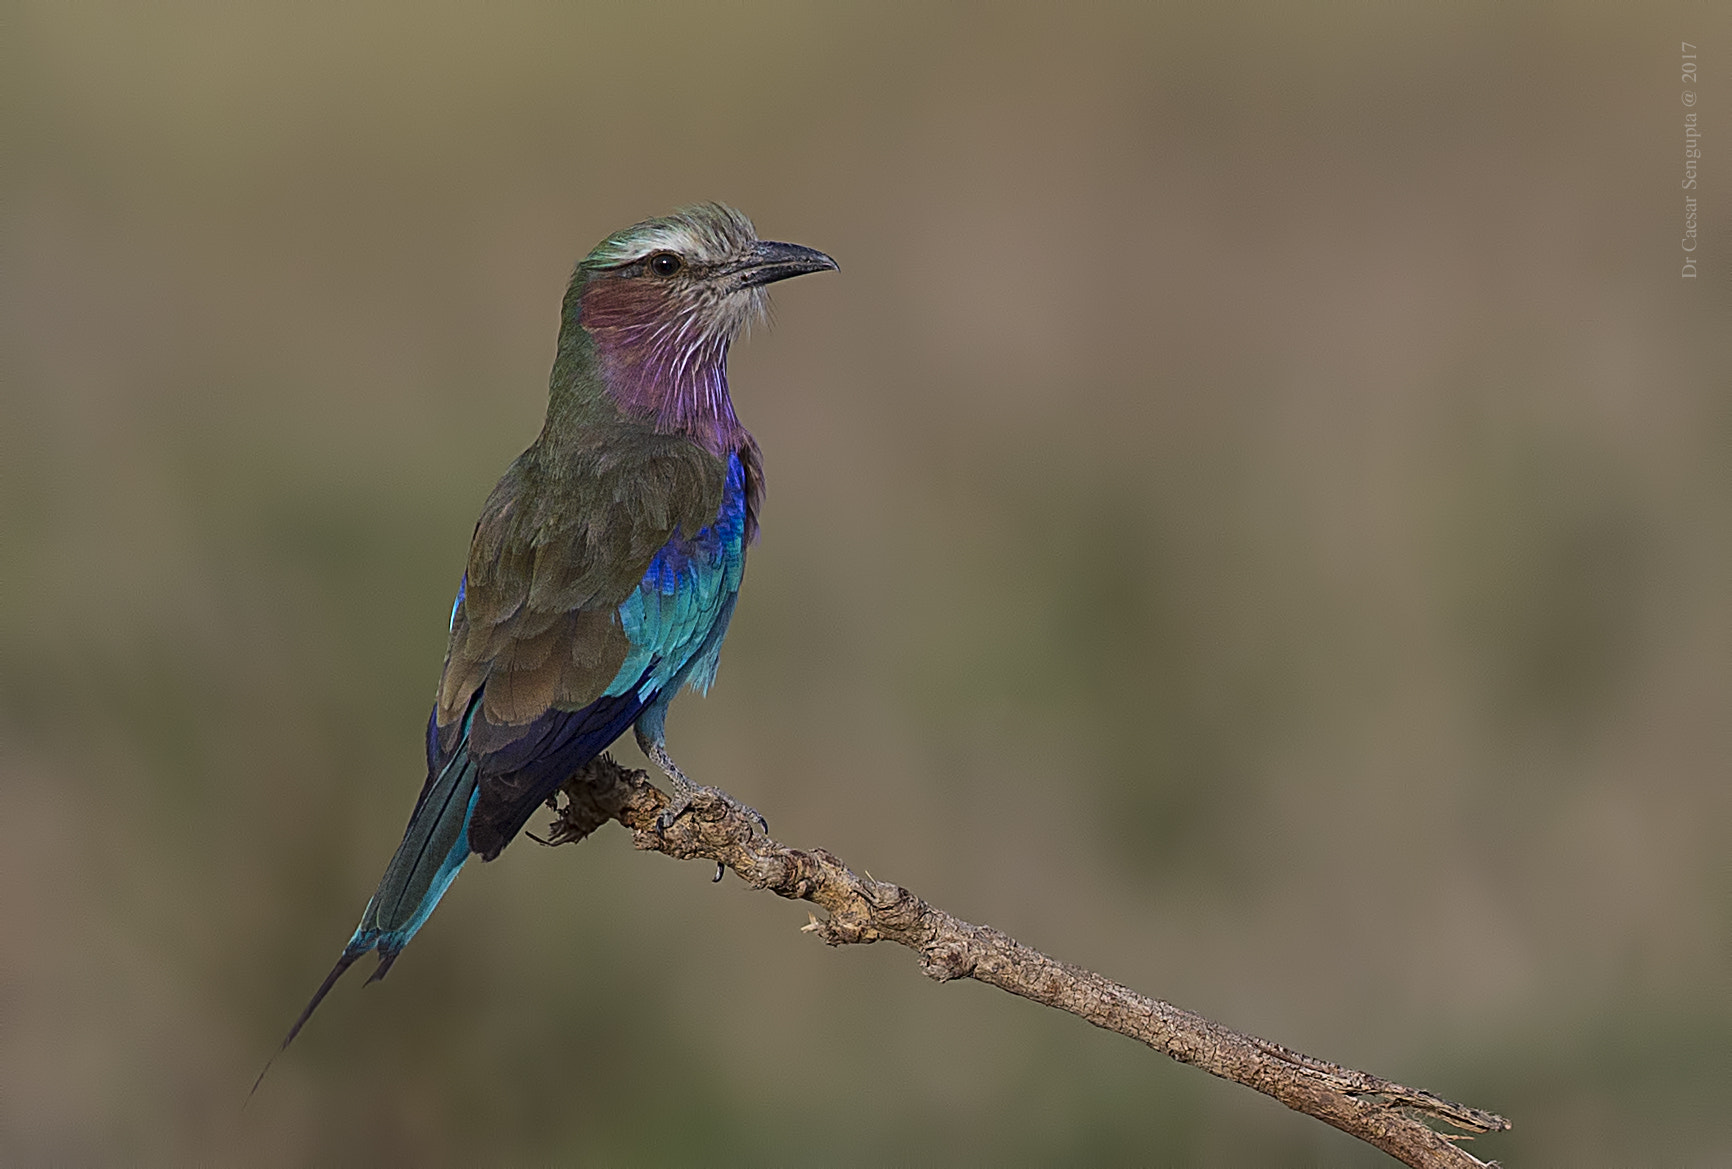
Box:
4;3;1729;1165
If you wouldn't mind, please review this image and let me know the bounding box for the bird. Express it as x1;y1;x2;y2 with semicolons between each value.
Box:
255;204;836;1088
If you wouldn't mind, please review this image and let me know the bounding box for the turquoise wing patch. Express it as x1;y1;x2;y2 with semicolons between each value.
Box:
604;451;749;702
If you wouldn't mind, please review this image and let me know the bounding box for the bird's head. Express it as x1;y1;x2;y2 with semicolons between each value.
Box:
576;203;836;340
559;203;835;448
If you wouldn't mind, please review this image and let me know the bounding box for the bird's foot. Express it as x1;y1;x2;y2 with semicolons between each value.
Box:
647;744;768;835
656;781;769;836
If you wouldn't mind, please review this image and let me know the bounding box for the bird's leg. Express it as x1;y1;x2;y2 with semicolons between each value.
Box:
646;740;699;803
641;736;768;834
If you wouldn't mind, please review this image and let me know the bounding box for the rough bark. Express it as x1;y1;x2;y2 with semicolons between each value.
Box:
549;756;1510;1169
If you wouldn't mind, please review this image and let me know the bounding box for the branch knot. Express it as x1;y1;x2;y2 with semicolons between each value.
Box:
918;940;976;982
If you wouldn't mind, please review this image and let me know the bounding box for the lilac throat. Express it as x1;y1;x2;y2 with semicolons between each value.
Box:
591;323;749;455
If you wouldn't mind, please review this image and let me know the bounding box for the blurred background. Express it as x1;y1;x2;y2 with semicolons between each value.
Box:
4;3;1729;1165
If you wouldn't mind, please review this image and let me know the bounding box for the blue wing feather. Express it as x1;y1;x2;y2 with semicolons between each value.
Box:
606;451;747;703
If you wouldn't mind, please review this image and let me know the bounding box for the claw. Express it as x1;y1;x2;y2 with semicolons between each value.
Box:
655;792;695;833
741;802;769;835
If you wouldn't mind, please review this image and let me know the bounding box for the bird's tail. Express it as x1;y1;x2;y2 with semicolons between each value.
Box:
351;752;482;972
250;753;480;1100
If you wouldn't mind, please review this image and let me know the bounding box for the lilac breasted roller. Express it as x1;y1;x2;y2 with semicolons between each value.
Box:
256;205;835;1086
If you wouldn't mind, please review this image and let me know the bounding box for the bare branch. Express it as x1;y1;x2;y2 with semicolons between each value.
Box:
550;756;1510;1169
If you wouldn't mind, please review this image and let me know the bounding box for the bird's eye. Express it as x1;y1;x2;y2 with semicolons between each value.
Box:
648;253;684;277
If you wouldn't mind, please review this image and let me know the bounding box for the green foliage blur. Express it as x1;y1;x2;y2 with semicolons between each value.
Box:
4;3;1728;1165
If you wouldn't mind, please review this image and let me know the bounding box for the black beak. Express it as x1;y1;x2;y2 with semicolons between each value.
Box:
736;241;839;288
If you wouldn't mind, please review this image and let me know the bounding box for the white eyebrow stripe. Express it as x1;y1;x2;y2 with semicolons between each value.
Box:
583;204;759;269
